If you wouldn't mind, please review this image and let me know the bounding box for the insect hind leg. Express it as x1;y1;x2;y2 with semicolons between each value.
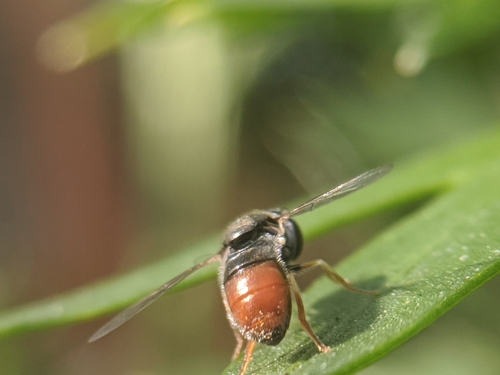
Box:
288;275;330;353
231;330;245;360
238;340;257;375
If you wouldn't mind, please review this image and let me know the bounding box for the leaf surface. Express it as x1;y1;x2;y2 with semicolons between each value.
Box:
0;131;500;375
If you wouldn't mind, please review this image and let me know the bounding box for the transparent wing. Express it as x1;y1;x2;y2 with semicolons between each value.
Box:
88;254;220;343
288;164;392;218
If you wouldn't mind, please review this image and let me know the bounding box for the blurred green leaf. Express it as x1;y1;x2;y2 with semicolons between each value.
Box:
31;0;411;71
0;128;499;374
38;1;175;72
0;236;220;338
393;0;500;75
38;0;500;73
429;0;500;57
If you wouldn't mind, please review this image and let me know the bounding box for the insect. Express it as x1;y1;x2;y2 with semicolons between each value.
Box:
89;165;392;374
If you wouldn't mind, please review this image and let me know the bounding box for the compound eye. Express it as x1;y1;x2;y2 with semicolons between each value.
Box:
281;219;303;262
230;230;258;251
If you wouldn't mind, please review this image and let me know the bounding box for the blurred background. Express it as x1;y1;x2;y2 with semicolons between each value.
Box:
0;0;499;374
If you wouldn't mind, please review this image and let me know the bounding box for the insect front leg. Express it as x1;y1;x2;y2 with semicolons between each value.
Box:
290;259;379;295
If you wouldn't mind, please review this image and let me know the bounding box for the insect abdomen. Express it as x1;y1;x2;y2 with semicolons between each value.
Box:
224;261;291;345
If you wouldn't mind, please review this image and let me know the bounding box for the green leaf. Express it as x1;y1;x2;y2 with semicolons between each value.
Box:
0;236;220;338
393;0;500;76
224;141;500;374
37;1;175;72
38;0;500;73
427;0;500;58
38;0;426;71
1;130;500;374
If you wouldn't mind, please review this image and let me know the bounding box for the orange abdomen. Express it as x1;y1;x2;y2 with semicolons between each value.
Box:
224;260;291;345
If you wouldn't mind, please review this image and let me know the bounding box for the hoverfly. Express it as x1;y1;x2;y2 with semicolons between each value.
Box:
89;165;392;374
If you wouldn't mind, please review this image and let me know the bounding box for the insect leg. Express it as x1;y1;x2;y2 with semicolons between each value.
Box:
289;275;330;353
239;340;257;375
290;259;379;295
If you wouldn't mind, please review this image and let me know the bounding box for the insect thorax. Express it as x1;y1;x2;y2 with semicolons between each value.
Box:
222;209;303;282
